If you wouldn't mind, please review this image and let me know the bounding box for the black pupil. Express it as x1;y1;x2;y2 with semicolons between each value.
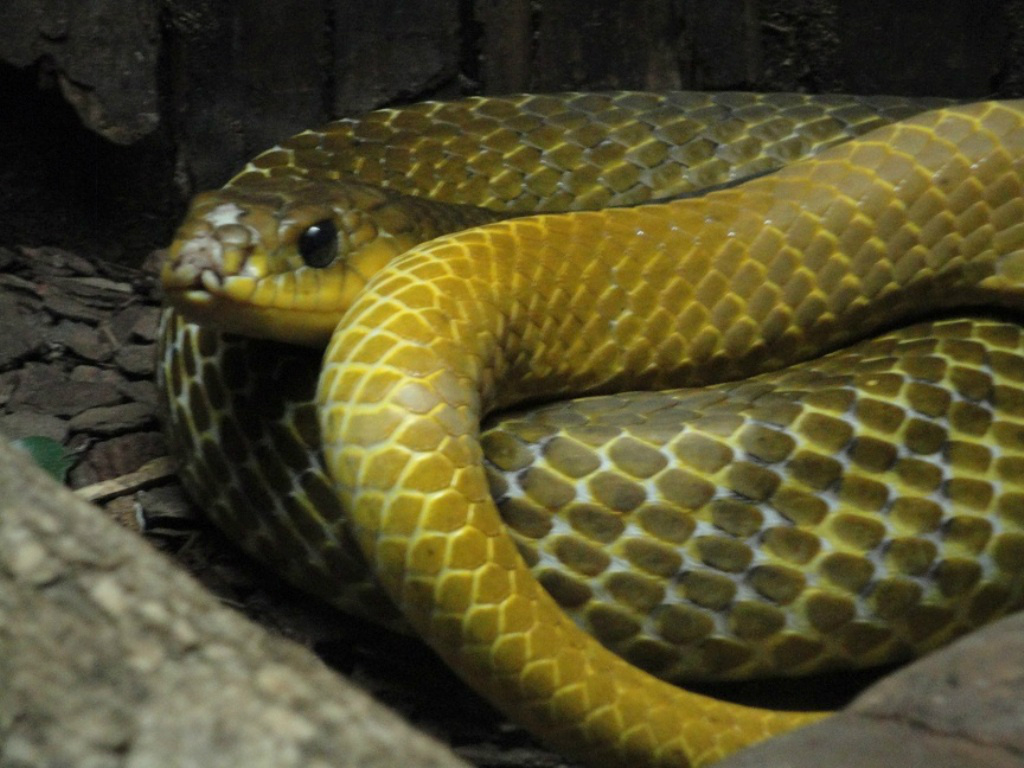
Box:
298;219;338;267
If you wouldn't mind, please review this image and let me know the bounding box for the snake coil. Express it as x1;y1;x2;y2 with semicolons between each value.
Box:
160;92;1024;767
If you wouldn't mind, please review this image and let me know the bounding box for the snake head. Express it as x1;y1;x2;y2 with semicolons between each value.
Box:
162;176;495;347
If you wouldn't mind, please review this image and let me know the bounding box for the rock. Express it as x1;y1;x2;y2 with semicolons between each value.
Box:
129;307;161;342
715;612;1024;768
18;245;99;277
0;2;161;144
332;1;461;114
0;295;46;366
41;287;106;323
719;717;1021;768
49;274;133;306
8;363;123;416
67;430;166;488
851;610;1024;756
137;484;198;528
49;319;115;362
0;370;18;405
113;343;157;376
107;304;154;344
70;364;125;386
0;411;70;443
0;271;41;298
68;402;156;434
118;379;160;409
103;494;144;532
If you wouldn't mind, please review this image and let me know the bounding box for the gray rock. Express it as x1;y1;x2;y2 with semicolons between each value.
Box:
68;402;155;434
129;307;161;343
68;430;166;488
114;343;157;377
716;612;1024;768
0;411;70;443
49;320;114;362
8;364;122;416
0;295;46;367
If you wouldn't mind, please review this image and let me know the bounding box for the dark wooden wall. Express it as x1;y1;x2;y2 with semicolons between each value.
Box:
1;0;1021;263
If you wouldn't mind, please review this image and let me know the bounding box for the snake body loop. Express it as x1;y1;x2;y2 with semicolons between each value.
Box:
160;94;1024;767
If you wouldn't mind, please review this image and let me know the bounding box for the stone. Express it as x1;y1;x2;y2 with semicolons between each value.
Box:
49;275;132;306
0;411;70;443
718;716;1021;768
114;343;157;377
0;295;45;367
19;245;99;277
71;364;125;386
0;1;161;144
716;612;1024;768
137;484;198;525
130;307;161;343
8;364;123;416
49;320;114;362
118;379;160;409
42;288;106;324
68;430;166;487
69;402;156;435
851;611;1024;754
108;304;154;344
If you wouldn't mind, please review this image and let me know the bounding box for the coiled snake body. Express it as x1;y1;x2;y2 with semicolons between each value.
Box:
160;92;1024;767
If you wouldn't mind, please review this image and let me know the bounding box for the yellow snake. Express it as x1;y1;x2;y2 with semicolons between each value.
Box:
159;92;1024;767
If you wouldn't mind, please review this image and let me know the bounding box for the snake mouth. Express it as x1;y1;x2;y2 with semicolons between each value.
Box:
161;267;229;301
161;247;259;314
161;233;331;346
163;284;337;347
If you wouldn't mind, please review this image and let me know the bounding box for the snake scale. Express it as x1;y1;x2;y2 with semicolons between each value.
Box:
158;92;1024;767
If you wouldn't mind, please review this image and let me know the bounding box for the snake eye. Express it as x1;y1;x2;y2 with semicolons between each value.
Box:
298;218;338;268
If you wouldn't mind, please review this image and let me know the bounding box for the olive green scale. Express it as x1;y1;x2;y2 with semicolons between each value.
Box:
160;313;1024;683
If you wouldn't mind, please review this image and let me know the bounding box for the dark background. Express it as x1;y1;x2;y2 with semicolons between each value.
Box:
1;0;1021;263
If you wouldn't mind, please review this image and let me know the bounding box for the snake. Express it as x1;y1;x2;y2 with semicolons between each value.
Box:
158;92;1024;767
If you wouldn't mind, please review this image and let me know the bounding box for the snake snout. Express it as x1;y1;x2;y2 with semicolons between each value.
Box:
165;232;223;288
163;218;262;293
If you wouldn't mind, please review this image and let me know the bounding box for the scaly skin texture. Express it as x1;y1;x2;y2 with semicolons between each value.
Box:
230;91;948;211
164;92;946;346
159;94;1024;767
313;102;1024;767
484;316;1024;683
160;92;955;656
159;311;1024;683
